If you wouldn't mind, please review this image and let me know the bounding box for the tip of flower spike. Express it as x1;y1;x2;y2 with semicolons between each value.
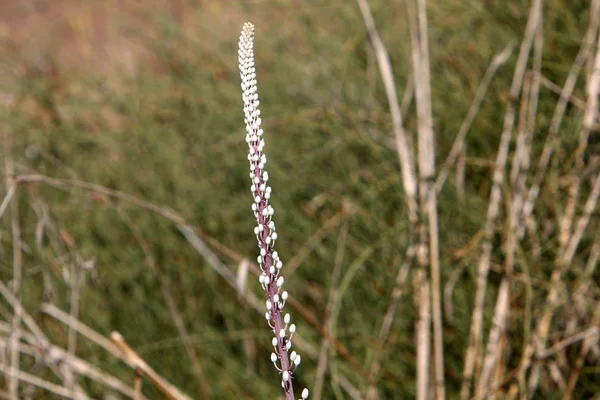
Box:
242;22;255;33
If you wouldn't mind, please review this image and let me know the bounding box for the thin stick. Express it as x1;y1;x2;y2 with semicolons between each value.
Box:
538;75;585;110
536;327;600;360
527;14;600;394
5;135;22;400
15;175;187;225
0;330;144;400
0;365;91;400
407;0;446;397
483;9;543;397
313;220;348;400
66;264;81;394
406;0;432;397
40;303;122;359
0;184;15;221
356;0;418;223
15;173;368;394
527;172;600;395
111;332;192;400
117;209;211;397
519;0;600;235
461;0;541;396
436;43;515;193
416;277;431;400
286;211;345;278
366;242;416;398
564;307;600;399
134;374;143;400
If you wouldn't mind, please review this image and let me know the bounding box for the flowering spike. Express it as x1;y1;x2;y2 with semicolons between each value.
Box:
239;22;307;400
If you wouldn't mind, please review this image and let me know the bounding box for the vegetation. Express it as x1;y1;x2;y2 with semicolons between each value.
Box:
0;0;598;399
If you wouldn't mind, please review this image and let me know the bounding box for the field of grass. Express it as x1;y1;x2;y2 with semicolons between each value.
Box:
0;0;598;399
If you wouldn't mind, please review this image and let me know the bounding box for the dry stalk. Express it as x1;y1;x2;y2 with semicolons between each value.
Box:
66;262;81;394
0;328;144;400
111;332;192;400
538;75;585;110
507;23;543;400
564;307;600;398
0;184;16;221
14;173;366;397
313;220;348;400
134;374;143;400
461;0;541;397
519;0;600;236
527;172;600;395
116;209;211;398
41;303;122;358
508;5;600;396
405;1;432;398
286;211;345;278
435;43;515;193
415;276;431;400
366;242;416;398
480;9;544;397
412;2;445;397
4;135;22;400
0;365;91;400
525;15;600;394
356;0;418;223
536;327;600;360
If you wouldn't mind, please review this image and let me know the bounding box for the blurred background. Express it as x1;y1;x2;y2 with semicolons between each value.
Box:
0;0;598;399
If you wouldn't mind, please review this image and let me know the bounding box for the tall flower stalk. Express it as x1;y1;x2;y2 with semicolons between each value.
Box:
238;22;309;400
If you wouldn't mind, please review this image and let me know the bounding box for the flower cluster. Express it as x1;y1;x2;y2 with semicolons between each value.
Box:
238;22;308;400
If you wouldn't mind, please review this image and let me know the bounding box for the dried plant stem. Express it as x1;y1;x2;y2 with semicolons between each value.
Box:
14;172;365;396
564;307;600;399
66;264;81;394
111;332;192;400
461;1;541;397
557;46;599;251
527;172;600;395
415;276;431;400
41;303;122;357
0;184;16;221
366;242;416;399
407;0;445;397
4;136;22;400
134;374;143;400
436;43;515;193
525;15;600;394
356;0;418;224
536;327;600;360
481;9;543;397
313;220;349;400
508;23;542;400
117;209;211;398
0;365;91;400
520;0;600;235
538;75;585;110
286;211;346;278
0;328;144;400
